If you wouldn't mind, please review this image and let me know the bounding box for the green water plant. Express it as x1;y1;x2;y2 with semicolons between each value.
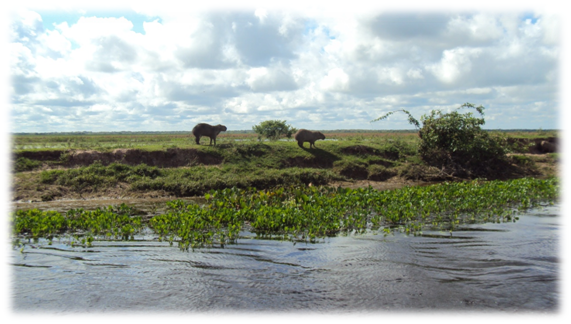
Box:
146;177;559;248
12;177;559;251
149;199;242;250
12;203;144;247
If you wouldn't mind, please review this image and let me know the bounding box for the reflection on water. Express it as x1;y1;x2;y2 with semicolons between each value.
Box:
11;205;559;312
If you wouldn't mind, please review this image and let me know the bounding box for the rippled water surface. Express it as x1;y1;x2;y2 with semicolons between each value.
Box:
11;204;559;313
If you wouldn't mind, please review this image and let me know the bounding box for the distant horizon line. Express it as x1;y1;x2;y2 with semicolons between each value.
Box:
11;128;559;135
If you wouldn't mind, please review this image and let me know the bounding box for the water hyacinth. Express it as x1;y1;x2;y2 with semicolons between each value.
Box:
12;177;559;250
148;201;242;250
12;204;143;246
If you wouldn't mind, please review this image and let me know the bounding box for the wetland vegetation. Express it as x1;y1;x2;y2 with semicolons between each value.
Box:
12;177;558;251
10;105;560;251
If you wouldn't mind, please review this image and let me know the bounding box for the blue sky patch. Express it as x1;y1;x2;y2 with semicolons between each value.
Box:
38;10;162;34
522;12;538;24
303;19;318;35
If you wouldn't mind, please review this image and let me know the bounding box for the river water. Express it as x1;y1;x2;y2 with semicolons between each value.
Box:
10;204;559;313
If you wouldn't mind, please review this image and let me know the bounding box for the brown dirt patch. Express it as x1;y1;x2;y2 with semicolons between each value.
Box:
368;169;398;181
282;156;334;168
15;150;67;161
329;177;427;191
338;165;369;180
14;148;224;168
64;148;223;167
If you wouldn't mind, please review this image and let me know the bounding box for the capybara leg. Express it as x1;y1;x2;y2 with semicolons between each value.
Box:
297;141;304;148
195;136;200;145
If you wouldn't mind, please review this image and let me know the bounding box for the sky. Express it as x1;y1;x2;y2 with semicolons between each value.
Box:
5;1;563;133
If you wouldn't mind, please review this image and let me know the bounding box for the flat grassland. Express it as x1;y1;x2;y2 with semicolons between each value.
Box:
11;130;559;202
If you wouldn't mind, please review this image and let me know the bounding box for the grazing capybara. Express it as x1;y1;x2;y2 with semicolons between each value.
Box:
540;140;557;153
294;129;326;149
192;123;227;146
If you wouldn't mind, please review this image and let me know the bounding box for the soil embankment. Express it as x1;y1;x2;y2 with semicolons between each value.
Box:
15;148;223;168
11;137;559;203
14;137;558;169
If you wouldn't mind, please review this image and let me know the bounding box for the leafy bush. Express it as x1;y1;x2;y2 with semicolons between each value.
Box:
252;120;297;141
418;104;508;177
373;103;508;178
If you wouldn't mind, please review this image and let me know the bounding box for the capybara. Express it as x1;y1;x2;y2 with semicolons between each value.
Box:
192;123;227;146
540;140;557;153
294;129;326;149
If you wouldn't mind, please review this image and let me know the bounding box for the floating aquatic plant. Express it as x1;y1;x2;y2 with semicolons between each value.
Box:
12;177;559;251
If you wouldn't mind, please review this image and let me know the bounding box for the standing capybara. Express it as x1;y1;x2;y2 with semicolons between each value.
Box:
294;129;326;149
192;123;227;146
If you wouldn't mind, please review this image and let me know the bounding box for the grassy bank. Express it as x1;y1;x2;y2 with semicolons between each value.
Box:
12;129;557;151
13;138;415;200
11;131;558;201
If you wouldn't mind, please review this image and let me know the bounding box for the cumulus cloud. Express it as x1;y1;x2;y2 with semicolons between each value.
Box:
320;68;350;92
429;47;482;83
368;13;450;40
8;6;560;132
246;66;298;92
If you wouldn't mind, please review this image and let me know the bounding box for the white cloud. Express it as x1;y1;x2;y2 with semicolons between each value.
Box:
8;6;561;132
320;68;349;92
246;66;297;92
539;13;559;45
59;16;135;44
446;14;503;43
428;48;482;84
254;8;267;24
407;68;424;80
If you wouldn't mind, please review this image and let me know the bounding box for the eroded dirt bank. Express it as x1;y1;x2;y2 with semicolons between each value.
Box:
16;148;223;167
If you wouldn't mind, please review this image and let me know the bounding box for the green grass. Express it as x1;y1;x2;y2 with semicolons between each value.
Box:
37;160;342;197
12;131;558;200
12;130;556;151
19;138;419;197
14;157;42;172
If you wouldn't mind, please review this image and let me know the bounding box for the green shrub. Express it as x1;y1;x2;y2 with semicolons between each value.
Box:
372;103;508;178
252;120;297;141
418;104;507;177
